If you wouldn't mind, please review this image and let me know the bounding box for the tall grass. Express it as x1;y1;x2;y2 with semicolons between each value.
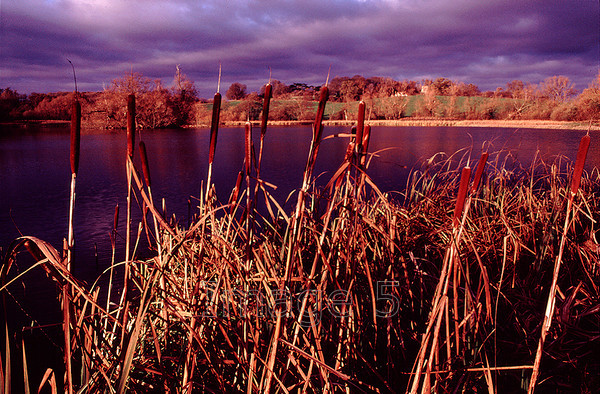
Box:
0;97;598;393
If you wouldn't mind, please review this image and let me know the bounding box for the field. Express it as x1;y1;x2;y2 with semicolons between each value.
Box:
1;89;599;393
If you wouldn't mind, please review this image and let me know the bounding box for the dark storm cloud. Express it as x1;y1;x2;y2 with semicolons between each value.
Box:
1;0;598;97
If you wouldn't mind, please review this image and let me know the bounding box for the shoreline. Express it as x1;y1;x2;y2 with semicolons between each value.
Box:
221;118;600;130
3;118;598;131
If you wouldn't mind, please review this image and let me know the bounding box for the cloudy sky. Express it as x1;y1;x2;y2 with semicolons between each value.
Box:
1;0;598;98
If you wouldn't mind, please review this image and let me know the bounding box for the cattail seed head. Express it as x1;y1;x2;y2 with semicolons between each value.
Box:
139;141;151;187
209;92;222;165
361;125;371;156
127;94;135;158
471;152;488;193
261;83;272;137
453;166;471;227
113;203;119;232
70;100;81;175
24;240;44;261
356;101;365;155
229;170;244;213
571;133;590;196
313;85;329;141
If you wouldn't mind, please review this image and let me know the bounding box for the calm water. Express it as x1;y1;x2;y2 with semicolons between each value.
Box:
1;124;598;284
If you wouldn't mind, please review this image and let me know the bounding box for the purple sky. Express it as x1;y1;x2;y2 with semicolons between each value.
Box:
1;0;598;98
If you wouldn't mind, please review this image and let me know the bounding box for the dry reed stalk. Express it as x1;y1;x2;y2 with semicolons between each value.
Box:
5;106;599;392
244;122;252;178
125;93;135;263
117;267;160;392
62;98;81;394
117;94;136;374
360;124;371;168
409;165;474;393
304;84;329;185
244;122;254;245
356;124;372;197
139;140;169;328
352;101;366;202
528;132;590;393
257;82;272;178
3;315;10;394
37;369;57;394
264;83;329;393
105;204;119;326
61;285;73;394
451;167;472;355
284;84;329;283
66;99;81;271
127;157;176;237
138;141;162;247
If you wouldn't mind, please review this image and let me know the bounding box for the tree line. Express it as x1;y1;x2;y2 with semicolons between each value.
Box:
1;70;599;127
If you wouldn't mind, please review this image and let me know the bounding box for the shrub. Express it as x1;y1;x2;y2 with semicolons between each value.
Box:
550;102;579;121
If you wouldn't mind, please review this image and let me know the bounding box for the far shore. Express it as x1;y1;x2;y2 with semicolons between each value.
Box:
223;118;600;131
3;118;598;131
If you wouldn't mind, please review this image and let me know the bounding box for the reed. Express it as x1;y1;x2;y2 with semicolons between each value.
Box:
125;93;135;262
67;98;81;269
528;132;591;393
257;82;272;177
0;98;598;393
206;67;223;203
62;97;80;394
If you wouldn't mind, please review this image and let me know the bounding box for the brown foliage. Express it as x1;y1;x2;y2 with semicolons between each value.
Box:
220;96;263;122
269;99;316;121
225;82;247;100
86;72;187;129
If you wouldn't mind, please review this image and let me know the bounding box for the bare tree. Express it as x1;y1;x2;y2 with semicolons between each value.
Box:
171;65;198;125
505;80;538;118
540;75;577;102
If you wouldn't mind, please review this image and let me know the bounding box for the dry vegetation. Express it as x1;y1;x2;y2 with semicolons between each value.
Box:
1;86;599;393
2;72;600;128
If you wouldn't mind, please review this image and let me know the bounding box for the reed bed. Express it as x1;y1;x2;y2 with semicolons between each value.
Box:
1;94;599;393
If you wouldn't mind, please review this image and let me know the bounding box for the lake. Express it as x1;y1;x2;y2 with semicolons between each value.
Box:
1;123;598;286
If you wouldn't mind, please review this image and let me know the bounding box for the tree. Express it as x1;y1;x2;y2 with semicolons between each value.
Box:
328;76;350;101
171;65;198;125
415;87;439;116
222;93;262;121
0;88;25;120
23;92;74;120
450;82;480;97
172;65;198;99
111;72;152;94
226;83;247;100
87;72;177;129
432;78;452;95
372;96;408;119
506;80;525;98
337;75;367;102
505;80;537;118
399;80;420;96
575;72;600;119
540;75;577;102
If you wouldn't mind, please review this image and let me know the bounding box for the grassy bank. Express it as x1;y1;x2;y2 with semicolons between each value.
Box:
1;94;598;392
